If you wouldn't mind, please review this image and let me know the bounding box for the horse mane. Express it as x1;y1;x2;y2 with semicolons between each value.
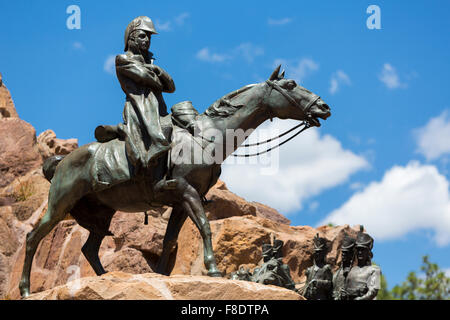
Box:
204;83;258;118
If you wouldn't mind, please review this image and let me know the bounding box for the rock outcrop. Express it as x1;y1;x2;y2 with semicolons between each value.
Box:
0;118;42;188
26;271;303;300
171;215;359;287
0;72;18;119
0;74;78;299
37;130;79;161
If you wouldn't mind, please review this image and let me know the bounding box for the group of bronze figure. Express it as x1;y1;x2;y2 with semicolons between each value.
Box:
305;227;381;300
232;226;381;300
230;238;296;291
18;16;335;298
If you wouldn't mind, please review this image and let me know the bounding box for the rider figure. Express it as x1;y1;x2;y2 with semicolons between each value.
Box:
95;16;175;171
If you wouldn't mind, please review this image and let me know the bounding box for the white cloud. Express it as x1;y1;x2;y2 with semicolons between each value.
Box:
414;110;450;161
234;43;264;63
329;70;351;95
319;161;450;246
273;58;319;83
72;41;85;51
174;12;190;26
196;48;231;63
268;18;293;26
349;182;364;191
379;63;406;89
155;12;190;32
155;20;172;32
309;201;319;211
103;55;115;75
221;119;369;214
196;43;264;64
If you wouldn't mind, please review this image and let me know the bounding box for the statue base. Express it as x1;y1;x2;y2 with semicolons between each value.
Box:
25;271;304;300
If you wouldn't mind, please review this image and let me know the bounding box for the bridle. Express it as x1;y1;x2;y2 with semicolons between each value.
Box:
188;79;322;157
228;80;320;157
265;79;321;126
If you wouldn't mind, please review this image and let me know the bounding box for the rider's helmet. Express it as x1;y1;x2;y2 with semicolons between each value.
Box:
341;233;356;252
313;233;328;252
261;243;273;261
272;238;284;258
355;225;374;250
124;16;158;51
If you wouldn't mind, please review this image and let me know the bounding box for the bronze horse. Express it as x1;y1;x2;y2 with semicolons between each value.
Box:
19;66;331;297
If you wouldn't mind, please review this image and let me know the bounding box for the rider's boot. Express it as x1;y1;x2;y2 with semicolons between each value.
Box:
154;177;178;192
146;135;171;166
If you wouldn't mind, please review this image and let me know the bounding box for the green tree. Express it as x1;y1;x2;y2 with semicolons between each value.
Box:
391;255;449;300
376;273;393;300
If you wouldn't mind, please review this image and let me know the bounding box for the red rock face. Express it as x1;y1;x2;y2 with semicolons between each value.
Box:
0;73;19;119
37;130;79;161
0;74;79;299
171;215;359;284
0;118;42;188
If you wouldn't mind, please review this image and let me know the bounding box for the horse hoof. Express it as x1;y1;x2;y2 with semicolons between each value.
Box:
19;286;30;299
207;270;223;277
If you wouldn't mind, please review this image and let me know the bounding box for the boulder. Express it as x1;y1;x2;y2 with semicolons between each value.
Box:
0;72;19;119
204;180;290;224
0;118;42;188
37;130;78;160
26;271;304;300
171;215;360;286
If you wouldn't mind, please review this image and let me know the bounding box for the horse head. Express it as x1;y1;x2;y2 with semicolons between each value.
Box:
264;65;331;126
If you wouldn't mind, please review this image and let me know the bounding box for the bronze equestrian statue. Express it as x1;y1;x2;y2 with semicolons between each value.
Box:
19;16;331;297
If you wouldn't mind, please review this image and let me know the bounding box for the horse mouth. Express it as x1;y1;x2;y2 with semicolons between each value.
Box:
309;113;329;127
309;105;331;127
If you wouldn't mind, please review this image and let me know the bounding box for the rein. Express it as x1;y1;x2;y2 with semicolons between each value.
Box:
231;122;310;157
174;80;319;157
230;80;318;157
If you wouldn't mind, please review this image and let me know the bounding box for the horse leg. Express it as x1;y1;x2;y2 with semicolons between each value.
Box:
156;205;187;275
181;185;221;277
81;232;107;276
19;196;69;297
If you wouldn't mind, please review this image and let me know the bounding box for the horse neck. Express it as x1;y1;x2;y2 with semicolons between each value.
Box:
201;83;271;160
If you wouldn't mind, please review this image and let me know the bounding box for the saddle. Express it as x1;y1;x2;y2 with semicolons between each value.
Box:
91;102;199;193
94;101;198;143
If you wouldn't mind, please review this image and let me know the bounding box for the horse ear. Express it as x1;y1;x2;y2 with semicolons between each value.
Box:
269;65;281;80
280;70;285;79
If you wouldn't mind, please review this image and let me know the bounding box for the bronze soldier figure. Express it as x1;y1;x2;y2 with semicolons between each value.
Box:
332;233;356;300
95;16;175;171
302;234;333;300
252;242;277;284
251;240;296;291
344;226;381;300
230;266;253;281
272;238;296;291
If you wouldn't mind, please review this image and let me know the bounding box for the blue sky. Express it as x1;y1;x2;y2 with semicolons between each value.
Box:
1;0;449;289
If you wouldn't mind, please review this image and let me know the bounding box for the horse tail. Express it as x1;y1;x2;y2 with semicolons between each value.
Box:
42;155;65;182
